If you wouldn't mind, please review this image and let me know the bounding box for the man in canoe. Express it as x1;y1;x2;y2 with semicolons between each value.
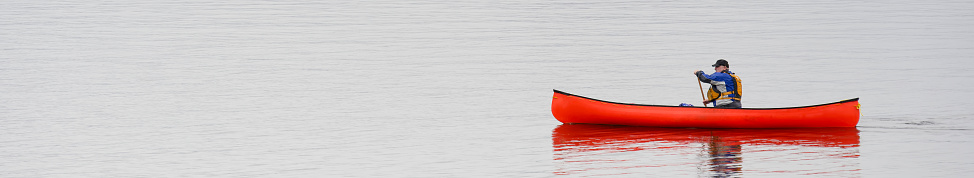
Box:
695;59;742;108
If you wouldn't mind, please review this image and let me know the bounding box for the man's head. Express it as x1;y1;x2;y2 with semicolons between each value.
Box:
711;59;729;72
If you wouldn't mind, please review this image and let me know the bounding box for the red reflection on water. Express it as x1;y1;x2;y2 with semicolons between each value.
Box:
552;124;860;177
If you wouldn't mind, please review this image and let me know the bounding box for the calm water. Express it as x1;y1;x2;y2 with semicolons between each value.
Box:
2;0;973;177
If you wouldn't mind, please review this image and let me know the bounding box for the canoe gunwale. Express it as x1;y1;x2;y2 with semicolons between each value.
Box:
553;89;858;110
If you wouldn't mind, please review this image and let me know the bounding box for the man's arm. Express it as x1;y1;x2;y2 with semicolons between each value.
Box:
695;71;712;83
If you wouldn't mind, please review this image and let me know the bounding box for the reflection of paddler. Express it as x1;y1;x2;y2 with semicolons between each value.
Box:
707;134;742;177
552;124;861;176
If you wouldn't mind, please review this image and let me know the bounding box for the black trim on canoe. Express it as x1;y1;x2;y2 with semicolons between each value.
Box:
553;89;858;110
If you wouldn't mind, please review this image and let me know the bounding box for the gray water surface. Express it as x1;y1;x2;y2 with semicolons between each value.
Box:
2;1;973;177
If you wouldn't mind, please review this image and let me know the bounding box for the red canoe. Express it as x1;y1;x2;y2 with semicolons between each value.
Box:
550;89;860;128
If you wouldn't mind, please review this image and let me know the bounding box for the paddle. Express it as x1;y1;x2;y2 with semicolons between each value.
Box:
697;77;708;107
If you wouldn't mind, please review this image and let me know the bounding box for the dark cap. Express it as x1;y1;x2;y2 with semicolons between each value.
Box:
711;59;729;67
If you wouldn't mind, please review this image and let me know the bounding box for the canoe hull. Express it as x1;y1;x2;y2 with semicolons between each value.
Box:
550;90;859;128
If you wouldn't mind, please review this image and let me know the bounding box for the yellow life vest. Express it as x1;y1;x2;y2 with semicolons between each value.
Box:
707;72;742;102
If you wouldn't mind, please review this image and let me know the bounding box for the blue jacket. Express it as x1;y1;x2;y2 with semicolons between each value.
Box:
695;70;740;105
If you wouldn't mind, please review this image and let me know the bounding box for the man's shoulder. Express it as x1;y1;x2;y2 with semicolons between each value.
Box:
711;72;731;77
711;72;734;80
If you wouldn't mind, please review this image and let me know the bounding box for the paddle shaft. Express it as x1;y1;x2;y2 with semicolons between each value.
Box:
697;78;708;107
